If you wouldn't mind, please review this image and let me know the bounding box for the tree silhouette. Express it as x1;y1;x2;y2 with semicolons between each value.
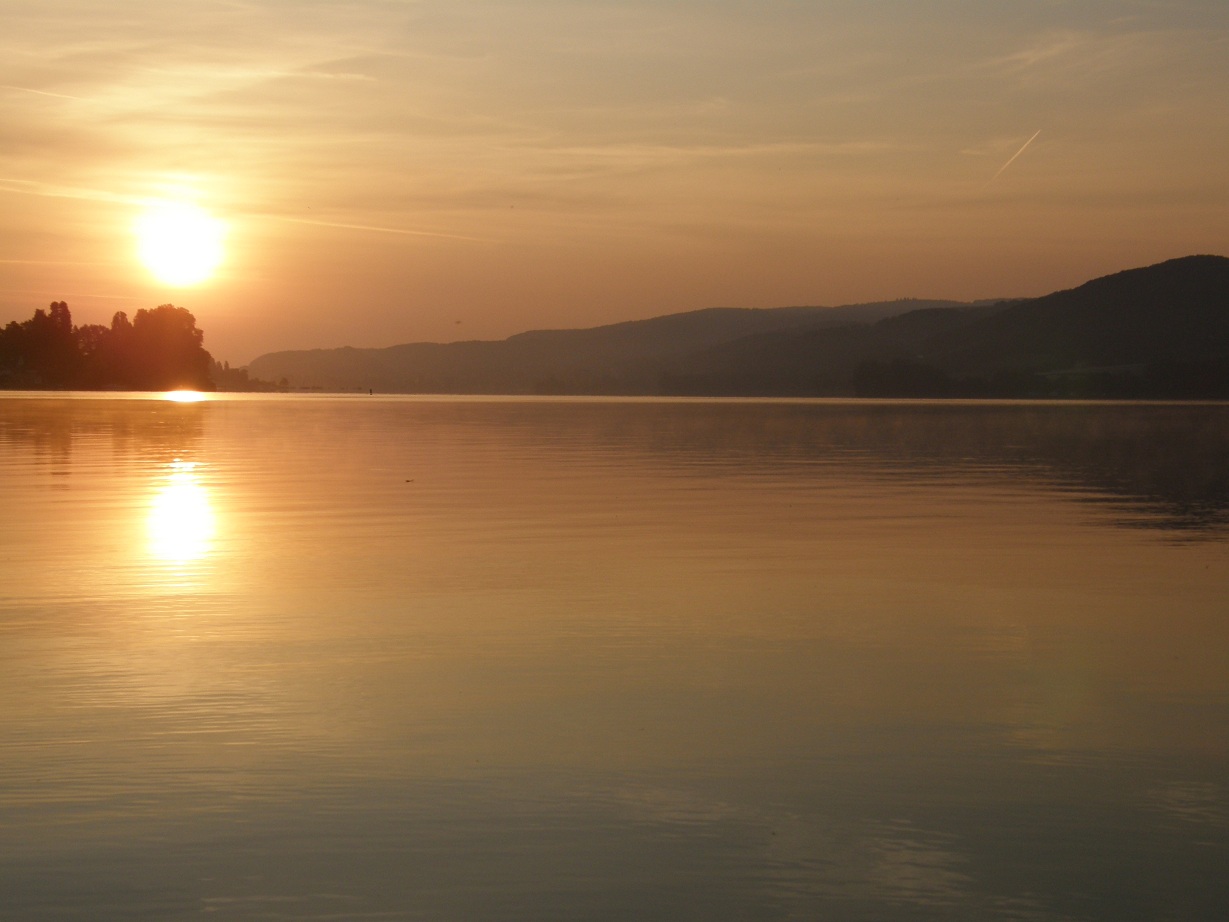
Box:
127;304;212;389
0;301;215;390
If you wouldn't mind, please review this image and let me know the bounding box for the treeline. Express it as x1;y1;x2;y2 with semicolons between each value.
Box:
0;301;214;390
210;358;285;392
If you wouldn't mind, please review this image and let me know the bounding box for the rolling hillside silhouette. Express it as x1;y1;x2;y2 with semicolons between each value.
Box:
248;256;1229;397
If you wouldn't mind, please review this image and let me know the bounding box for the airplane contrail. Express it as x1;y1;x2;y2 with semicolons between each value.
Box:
983;129;1042;188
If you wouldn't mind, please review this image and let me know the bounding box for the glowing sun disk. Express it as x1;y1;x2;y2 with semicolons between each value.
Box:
135;202;225;286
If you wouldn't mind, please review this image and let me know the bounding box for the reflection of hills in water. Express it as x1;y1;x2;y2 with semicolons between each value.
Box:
0;397;205;465
425;400;1229;536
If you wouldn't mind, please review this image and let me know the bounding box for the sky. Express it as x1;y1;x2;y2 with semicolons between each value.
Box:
1;0;1227;364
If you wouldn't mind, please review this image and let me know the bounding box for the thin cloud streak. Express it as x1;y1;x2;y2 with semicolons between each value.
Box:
0;259;109;266
0;84;83;101
275;216;493;244
0;288;136;300
0;178;145;206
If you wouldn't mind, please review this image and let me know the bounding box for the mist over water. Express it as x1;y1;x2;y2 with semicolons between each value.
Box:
1;394;1227;921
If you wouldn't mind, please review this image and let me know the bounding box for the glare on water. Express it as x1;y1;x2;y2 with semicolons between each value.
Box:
147;460;214;563
0;394;1226;921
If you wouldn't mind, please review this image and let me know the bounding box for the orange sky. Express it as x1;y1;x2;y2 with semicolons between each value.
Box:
2;1;1227;364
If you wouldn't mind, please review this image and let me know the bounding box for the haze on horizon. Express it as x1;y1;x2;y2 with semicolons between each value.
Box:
1;0;1226;365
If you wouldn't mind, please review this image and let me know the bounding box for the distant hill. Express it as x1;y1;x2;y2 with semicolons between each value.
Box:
247;299;968;394
247;256;1229;398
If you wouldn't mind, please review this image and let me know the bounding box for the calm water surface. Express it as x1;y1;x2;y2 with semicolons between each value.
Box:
1;394;1227;921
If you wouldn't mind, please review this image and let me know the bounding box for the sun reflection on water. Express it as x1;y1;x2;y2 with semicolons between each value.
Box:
148;460;215;563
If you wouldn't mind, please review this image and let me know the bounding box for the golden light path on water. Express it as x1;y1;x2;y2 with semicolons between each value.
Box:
148;460;215;564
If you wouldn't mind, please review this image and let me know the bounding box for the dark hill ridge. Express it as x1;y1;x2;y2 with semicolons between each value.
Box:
247;256;1229;397
248;299;969;394
935;255;1229;373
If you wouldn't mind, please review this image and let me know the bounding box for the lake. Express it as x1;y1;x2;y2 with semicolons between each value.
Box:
1;394;1227;921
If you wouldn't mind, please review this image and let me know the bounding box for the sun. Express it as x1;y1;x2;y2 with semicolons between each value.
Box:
135;201;226;286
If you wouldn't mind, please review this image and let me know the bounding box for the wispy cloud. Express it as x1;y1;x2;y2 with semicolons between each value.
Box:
0;83;82;100
274;216;493;243
978;23;1221;86
0;258;108;265
0;177;140;205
